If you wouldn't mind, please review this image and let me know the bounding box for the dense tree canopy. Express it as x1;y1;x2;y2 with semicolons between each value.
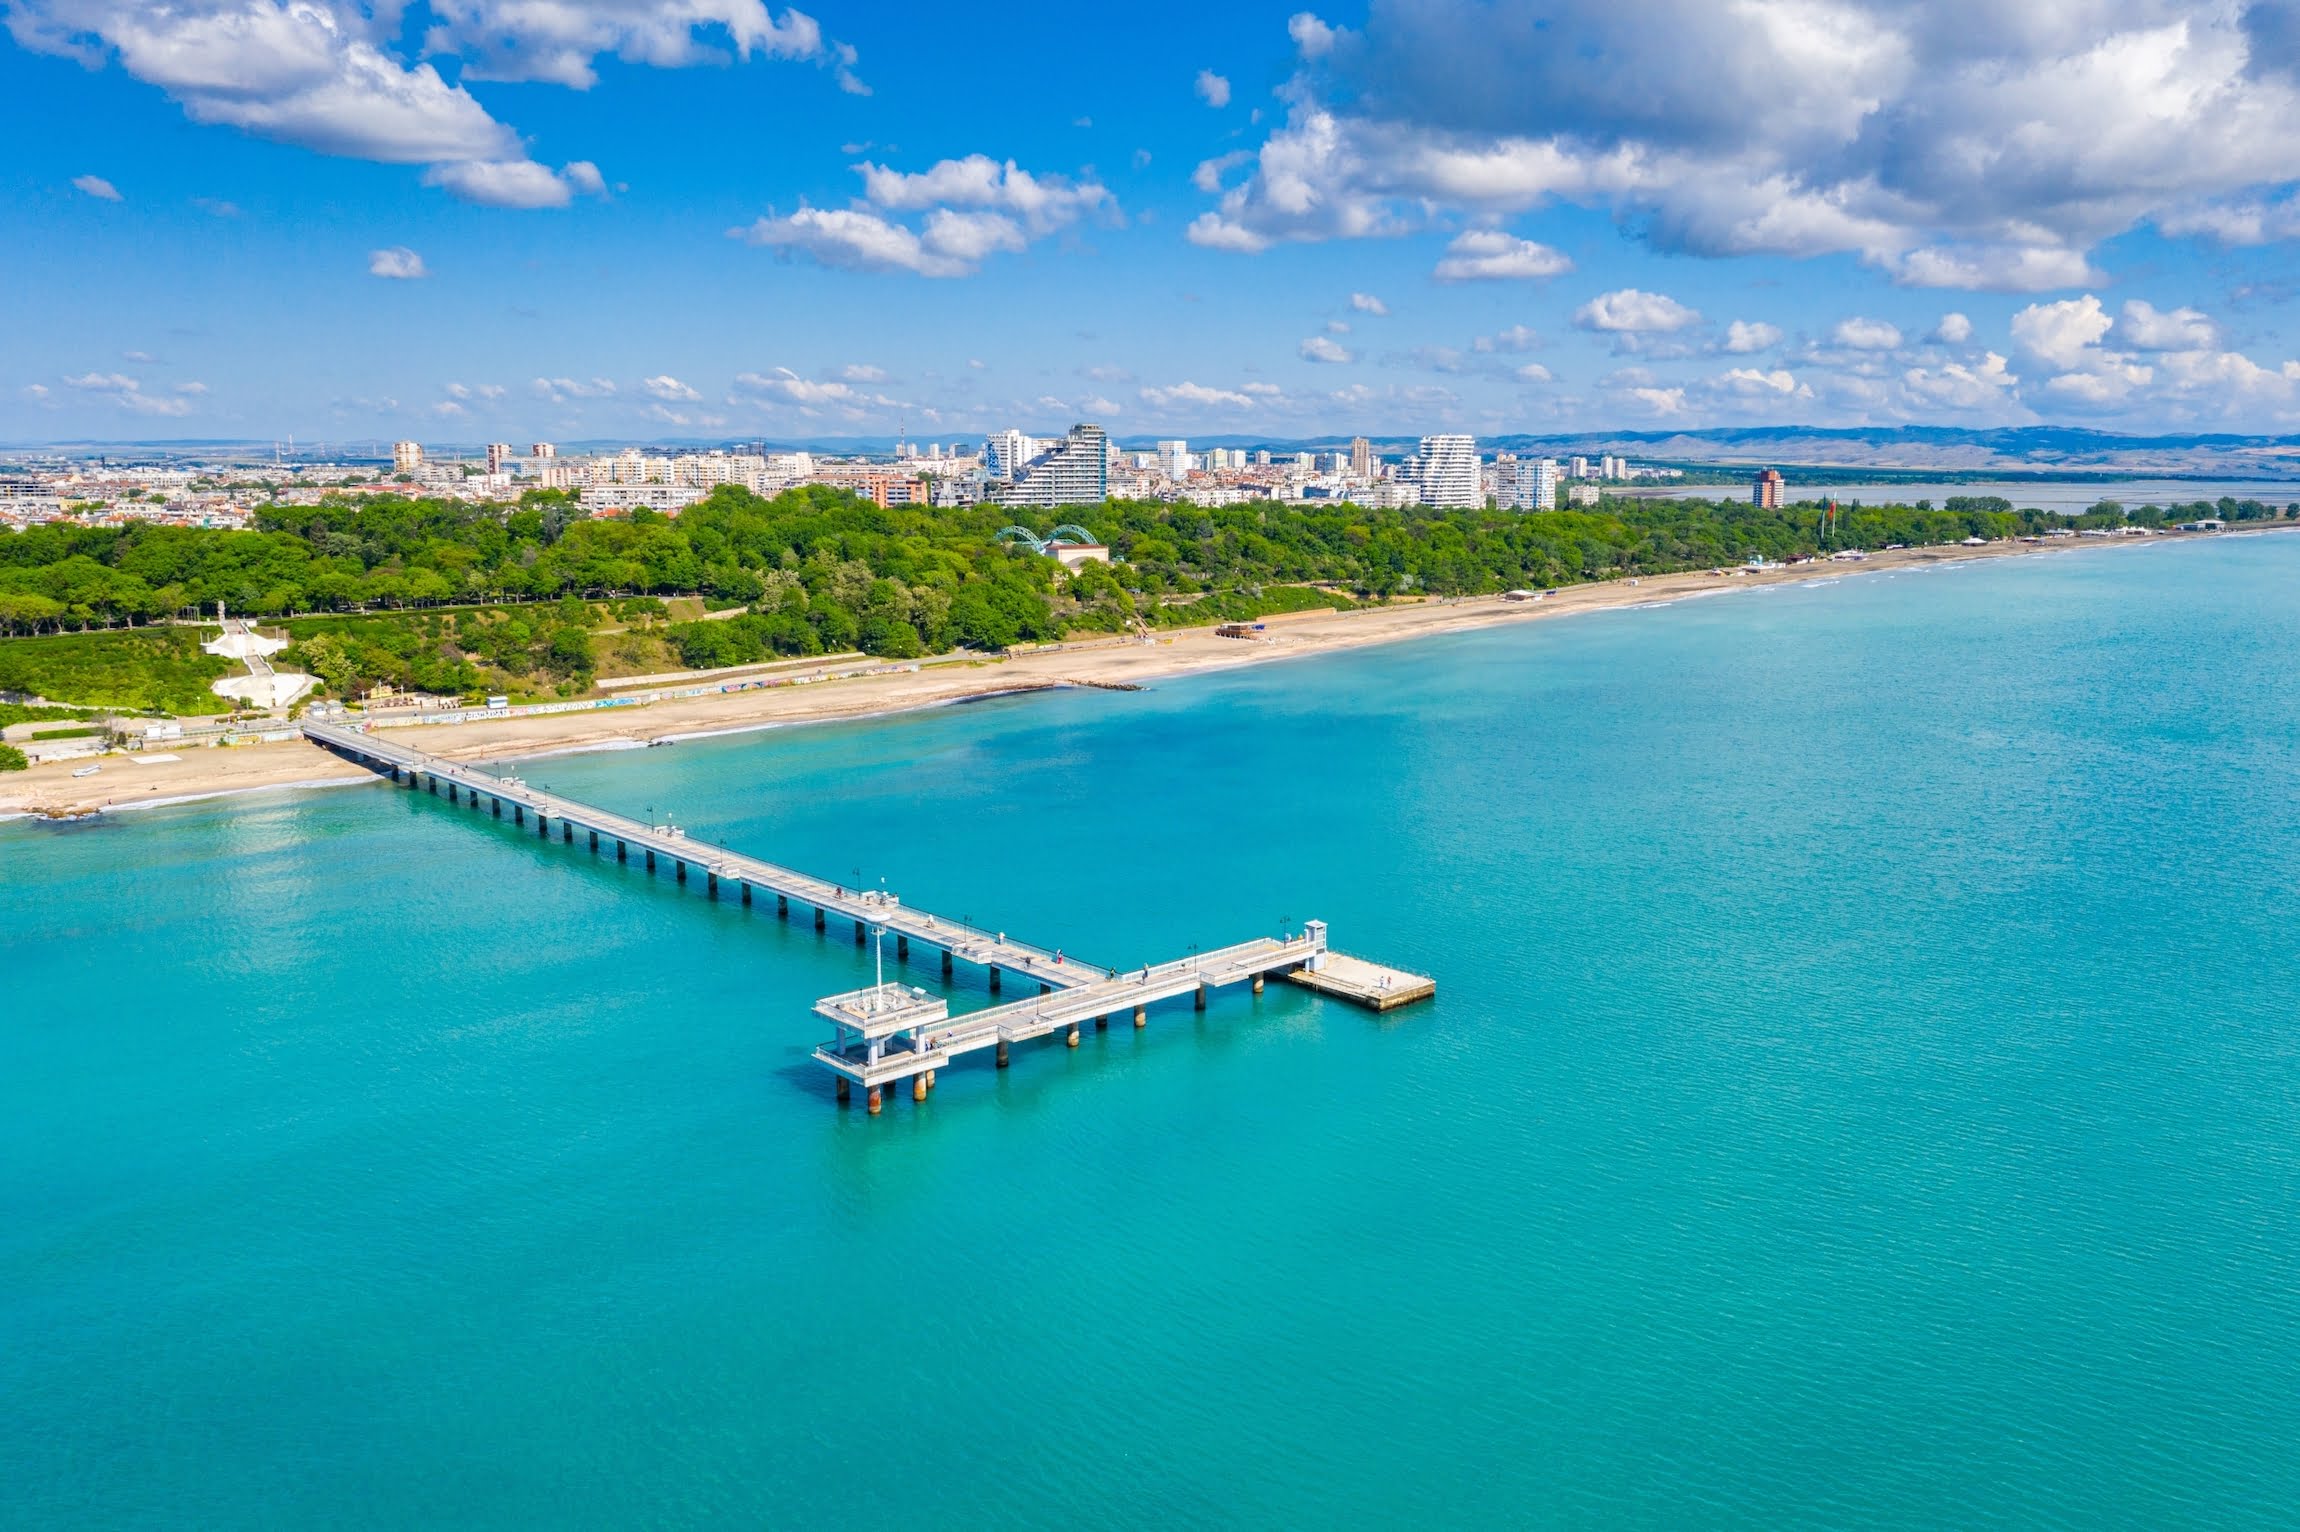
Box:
3;482;2291;643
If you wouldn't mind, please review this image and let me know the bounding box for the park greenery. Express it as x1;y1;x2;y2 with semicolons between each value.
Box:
0;744;27;772
1;482;2293;710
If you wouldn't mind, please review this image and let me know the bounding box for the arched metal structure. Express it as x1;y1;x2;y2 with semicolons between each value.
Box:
996;524;1101;554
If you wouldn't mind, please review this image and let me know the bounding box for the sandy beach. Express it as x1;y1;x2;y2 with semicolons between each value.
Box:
1;530;2274;819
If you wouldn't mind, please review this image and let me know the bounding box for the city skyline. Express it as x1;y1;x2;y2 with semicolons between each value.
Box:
11;2;2300;441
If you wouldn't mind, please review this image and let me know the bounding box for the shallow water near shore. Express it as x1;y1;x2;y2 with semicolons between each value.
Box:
6;535;2300;1527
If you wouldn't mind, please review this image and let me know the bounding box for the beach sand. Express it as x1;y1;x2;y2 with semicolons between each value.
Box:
0;532;2269;818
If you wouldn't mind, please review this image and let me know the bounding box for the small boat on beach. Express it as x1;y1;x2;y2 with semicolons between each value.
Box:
71;765;101;778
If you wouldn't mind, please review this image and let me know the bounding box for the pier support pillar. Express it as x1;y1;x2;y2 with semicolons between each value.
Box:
514;805;524;826
1195;983;1208;1012
707;871;718;898
855;921;866;947
1066;1024;1080;1048
492;797;502;818
427;776;437;795
913;1075;929;1103
942;951;953;978
447;783;457;803
1096;1014;1108;1030
588;829;598;852
868;1086;883;1115
925;1070;936;1090
1252;974;1265;995
1040;982;1052;996
989;967;1002;994
897;936;909;961
996;1040;1010;1069
741;883;752;907
815;907;826;932
836;1077;850;1104
562;822;572;844
777;894;788;918
617;840;627;862
646;849;656;872
537;816;548;839
676;861;687;884
1134;1005;1147;1028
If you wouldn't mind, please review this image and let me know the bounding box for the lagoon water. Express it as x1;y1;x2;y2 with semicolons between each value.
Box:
7;535;2300;1527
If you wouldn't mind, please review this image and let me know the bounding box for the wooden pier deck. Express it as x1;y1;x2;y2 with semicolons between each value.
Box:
303;720;1433;1113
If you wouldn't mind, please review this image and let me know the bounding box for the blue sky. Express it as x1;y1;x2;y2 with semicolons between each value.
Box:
8;0;2300;446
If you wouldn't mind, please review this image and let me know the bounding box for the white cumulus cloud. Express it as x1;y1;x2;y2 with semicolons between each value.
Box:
1930;312;1974;344
71;173;121;201
5;2;846;208
1349;290;1388;315
368;245;427;279
1831;317;1904;350
2119;299;2218;351
1723;320;1783;353
1432;229;1573;281
1299;335;1355;363
739;155;1112;276
1196;69;1231;108
1574;288;1700;334
1186;2;2300;292
2011;295;2114;368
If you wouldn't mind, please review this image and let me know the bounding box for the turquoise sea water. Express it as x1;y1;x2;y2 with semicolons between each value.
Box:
6;535;2300;1527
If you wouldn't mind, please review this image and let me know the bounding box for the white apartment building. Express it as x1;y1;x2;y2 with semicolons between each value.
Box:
1155;439;1190;479
1567;483;1602;507
1398;434;1481;508
989;424;1109;507
1601;454;1625;480
485;443;513;474
392;441;423;474
984;430;1045;481
579;483;702;514
1500;456;1561;511
1570;455;1591;478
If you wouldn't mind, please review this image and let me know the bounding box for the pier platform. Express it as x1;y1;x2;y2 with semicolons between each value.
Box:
1285;951;1436;1011
302;719;1434;1115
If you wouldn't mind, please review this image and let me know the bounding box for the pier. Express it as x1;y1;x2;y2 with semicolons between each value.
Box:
302;720;1433;1113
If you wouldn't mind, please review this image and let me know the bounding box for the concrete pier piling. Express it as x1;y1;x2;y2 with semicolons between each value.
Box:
1134;1005;1147;1028
646;849;656;872
1096;1014;1108;1029
777;894;788;917
836;1077;850;1104
707;871;718;898
815;907;826;932
1066;1024;1080;1047
942;951;954;978
897;936;908;961
868;1086;883;1115
1252;974;1264;995
589;829;598;851
913;1075;928;1102
997;1039;1010;1068
989;967;1002;993
617;840;627;862
676;861;687;884
1195;983;1208;1011
742;882;752;907
854;921;866;946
